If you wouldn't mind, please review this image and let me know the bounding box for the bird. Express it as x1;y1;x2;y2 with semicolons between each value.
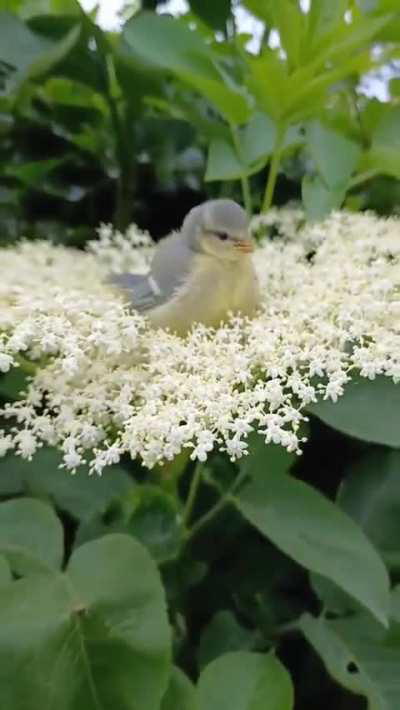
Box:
110;199;260;335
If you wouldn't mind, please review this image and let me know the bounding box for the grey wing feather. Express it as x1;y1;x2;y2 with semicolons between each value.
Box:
109;273;161;312
110;232;194;312
150;232;194;302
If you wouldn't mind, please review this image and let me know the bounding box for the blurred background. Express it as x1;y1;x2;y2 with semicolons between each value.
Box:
1;0;400;248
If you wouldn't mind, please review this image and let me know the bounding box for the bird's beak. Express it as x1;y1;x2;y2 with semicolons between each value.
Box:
234;239;254;254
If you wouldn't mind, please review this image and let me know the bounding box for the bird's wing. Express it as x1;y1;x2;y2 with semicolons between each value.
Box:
150;232;194;302
109;273;162;312
109;232;194;312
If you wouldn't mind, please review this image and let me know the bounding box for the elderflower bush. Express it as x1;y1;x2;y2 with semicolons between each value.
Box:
0;209;399;474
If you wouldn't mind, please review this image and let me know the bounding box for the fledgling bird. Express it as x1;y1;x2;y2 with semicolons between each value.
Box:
110;199;260;335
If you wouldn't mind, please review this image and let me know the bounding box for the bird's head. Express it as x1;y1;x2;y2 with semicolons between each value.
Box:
182;199;253;261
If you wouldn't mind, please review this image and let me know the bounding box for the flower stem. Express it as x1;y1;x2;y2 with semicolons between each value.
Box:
185;467;249;542
262;122;287;213
229;122;252;216
182;461;204;526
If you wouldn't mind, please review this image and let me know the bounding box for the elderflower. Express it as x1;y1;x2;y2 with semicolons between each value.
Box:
0;209;399;474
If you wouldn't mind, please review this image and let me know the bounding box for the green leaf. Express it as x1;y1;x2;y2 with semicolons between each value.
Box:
302;174;345;220
246;53;289;122
241;112;303;166
122;12;249;124
0;447;133;521
0;555;12;588
308;375;400;448
306;121;361;190
0;534;171;709
271;1;304;70
76;485;183;564
240;433;296;484
389;78;400;98
4;158;63;186
0;498;63;575
360;106;400;179
306;0;347;42
188;0;231;30
299;612;400;710
162;667;198;710
197;651;294;710
205;137;249;182
198;611;258;669
235;472;390;625
18;0;82;17
0;12;80;93
338;448;400;569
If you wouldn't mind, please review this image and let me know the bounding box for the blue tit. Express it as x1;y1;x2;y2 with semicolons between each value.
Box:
110;199;260;335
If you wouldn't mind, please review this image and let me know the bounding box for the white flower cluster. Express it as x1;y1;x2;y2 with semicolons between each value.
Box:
0;209;399;473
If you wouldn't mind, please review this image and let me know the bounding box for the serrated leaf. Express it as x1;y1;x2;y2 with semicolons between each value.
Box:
236;472;390;625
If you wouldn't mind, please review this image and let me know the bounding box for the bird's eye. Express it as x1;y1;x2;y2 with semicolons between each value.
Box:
216;232;229;241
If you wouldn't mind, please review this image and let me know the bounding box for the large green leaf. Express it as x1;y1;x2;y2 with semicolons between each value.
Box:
235;472;390;625
240;433;296;484
360;106;400;179
197;651;293;710
308;375;400;447
0;534;171;709
162;667;198;710
205;137;255;182
0;497;63;575
0;12;80;93
0;555;12;588
75;485;183;564
306;121;361;190
338;449;400;569
299;612;400;710
122;12;249;123
197;611;258;669
302;174;345;220
0;447;133;521
4;158;63;186
306;0;347;43
188;0;231;30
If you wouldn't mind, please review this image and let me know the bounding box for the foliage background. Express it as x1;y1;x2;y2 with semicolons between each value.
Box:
1;1;400;708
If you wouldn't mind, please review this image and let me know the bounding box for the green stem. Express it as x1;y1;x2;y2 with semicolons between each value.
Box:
348;169;378;189
182;461;204;526
185;467;249;543
229;122;252;216
103;56;134;230
262;122;287;213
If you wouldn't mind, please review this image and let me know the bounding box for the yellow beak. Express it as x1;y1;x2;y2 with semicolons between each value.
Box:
234;239;254;254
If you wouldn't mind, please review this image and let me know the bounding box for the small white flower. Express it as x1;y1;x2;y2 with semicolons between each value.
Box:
0;353;13;373
0;208;399;470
